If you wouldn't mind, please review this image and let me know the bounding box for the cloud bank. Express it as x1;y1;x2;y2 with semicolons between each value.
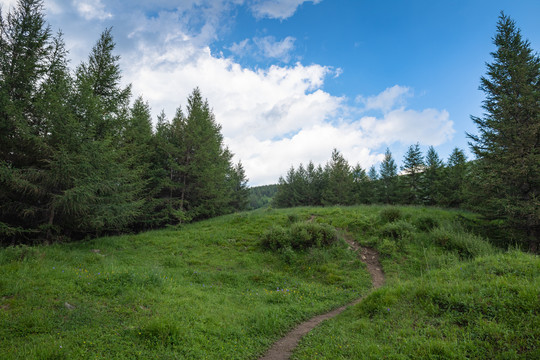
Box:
2;0;455;185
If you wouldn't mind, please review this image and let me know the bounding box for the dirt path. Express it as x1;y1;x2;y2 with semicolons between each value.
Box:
259;236;384;360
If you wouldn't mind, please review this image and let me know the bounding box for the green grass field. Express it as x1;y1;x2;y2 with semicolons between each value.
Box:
1;206;538;359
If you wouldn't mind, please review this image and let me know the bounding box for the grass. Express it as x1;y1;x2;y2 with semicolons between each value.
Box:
0;207;371;359
292;206;540;360
1;205;538;359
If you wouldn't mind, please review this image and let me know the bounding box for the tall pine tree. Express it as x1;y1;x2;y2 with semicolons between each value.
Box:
468;13;540;252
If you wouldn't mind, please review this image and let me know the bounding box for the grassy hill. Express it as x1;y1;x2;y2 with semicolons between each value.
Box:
1;206;538;359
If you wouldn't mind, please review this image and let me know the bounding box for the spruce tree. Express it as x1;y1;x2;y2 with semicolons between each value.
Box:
422;146;443;205
352;163;369;204
468;13;539;252
226;161;249;212
54;29;141;236
401;143;424;204
366;165;379;204
176;88;234;221
440;148;467;208
0;0;54;241
322;149;354;205
379;148;398;204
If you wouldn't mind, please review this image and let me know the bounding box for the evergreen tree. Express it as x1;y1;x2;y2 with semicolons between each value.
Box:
0;0;55;241
468;13;540;252
176;88;233;221
440;148;467;208
379;148;398;204
53;29;141;236
422;146;443;205
305;161;323;205
226;161;249;212
123;96;155;229
401;143;424;204
352;163;369;204
366;165;379;204
274;167;296;208
322;149;354;205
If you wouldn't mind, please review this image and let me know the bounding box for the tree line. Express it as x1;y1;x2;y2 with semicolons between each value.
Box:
0;0;248;244
275;13;539;252
273;146;468;209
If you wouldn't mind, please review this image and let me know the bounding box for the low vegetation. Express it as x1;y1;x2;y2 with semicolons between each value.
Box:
1;205;538;359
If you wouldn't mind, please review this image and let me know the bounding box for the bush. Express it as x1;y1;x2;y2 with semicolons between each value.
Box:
431;223;494;258
287;213;301;224
261;222;338;251
380;220;415;243
414;215;439;232
260;225;289;251
379;208;402;223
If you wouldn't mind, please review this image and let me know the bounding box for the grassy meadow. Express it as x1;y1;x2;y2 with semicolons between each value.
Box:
1;206;538;359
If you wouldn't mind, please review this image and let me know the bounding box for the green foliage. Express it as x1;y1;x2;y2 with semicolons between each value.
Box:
414;215;439;232
401;143;424;204
379;148;399;204
431;222;494;258
467;13;540;252
261;222;339;251
380;220;415;244
378;207;402;223
248;184;278;209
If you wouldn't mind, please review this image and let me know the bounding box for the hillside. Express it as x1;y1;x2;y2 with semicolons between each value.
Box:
1;206;538;359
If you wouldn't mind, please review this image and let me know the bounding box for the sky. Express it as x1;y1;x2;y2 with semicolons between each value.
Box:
1;0;539;186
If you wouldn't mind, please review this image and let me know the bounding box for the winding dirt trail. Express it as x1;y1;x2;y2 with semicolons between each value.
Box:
259;236;384;360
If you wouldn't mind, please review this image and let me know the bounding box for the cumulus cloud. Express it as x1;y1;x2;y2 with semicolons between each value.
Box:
73;0;112;21
18;0;454;185
356;85;412;113
249;0;322;19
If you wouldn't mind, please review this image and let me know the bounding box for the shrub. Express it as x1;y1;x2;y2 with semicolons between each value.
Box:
378;238;398;257
414;215;439;232
261;222;338;251
287;213;301;224
260;225;288;251
431;223;494;258
379;207;402;223
380;220;415;243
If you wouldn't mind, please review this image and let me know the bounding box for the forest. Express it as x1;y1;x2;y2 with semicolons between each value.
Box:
1;1;538;254
0;0;249;244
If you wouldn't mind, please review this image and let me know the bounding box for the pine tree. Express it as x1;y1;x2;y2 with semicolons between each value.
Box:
176;88;234;221
401;143;424;204
440;148;467;208
0;0;55;241
468;13;540;252
379;148;398;204
422;146;443;205
226;161;249;212
123;96;155;230
53;29;141;236
352;163;369;204
366;165;379;204
322;149;354;205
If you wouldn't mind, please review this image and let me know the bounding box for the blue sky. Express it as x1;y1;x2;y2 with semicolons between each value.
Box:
2;0;539;185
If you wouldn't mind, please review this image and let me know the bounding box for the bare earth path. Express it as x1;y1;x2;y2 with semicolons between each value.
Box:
259;236;384;360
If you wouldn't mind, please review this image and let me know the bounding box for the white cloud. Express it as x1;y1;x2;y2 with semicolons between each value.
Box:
249;0;322;19
73;0;112;21
30;0;454;186
254;36;296;62
357;85;412;113
229;35;296;62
